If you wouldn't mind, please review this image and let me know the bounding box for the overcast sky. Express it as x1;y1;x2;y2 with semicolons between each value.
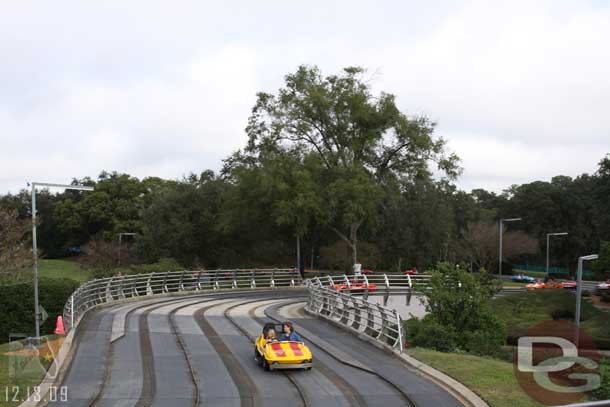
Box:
1;0;609;194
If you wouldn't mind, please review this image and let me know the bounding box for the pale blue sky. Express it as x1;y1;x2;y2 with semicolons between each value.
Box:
1;0;608;194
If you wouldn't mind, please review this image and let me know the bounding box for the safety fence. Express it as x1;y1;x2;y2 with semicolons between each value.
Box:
313;272;432;302
305;276;413;351
62;268;302;332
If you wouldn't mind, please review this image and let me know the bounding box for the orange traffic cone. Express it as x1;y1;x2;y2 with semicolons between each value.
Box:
54;316;65;335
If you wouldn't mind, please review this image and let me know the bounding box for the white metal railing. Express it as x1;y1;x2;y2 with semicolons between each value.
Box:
304;277;407;351
312;273;431;301
62;268;302;332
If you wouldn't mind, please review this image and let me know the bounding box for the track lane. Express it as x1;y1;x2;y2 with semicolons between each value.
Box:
173;300;242;407
222;300;309;407
51;291;464;407
252;299;416;407
194;299;305;406
268;301;463;407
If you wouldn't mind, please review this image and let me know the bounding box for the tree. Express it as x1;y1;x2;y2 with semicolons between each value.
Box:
139;172;232;267
458;221;538;272
243;65;459;266
0;207;32;281
591;241;610;280
406;262;506;355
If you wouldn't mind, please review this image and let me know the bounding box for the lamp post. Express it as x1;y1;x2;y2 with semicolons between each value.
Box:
546;232;568;276
575;254;598;345
31;182;94;338
117;232;137;266
498;218;522;275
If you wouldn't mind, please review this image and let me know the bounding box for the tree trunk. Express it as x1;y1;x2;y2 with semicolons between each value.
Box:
350;222;358;265
330;219;363;269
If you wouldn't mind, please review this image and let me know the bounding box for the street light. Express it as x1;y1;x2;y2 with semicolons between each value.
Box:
546;232;568;275
31;182;94;338
575;254;598;345
498;218;522;275
117;232;137;266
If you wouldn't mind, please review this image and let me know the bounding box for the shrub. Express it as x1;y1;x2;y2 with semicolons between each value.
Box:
91;257;184;279
409;262;506;356
601;291;610;303
410;320;459;352
0;278;79;341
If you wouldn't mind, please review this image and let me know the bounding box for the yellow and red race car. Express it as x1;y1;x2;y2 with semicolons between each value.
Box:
254;323;313;371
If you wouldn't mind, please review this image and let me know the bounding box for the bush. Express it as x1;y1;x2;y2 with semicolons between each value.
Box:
462;312;507;356
593;357;610;400
408;262;506;356
91;257;183;279
408;319;459;352
582;290;591;298
601;291;610;303
0;278;79;341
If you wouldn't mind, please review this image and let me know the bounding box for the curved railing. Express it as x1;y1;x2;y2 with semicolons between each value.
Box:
62;269;429;336
304;276;413;352
313;272;431;301
62;268;302;332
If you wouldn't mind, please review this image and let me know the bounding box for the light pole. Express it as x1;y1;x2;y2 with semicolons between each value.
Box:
546;232;568;275
498;217;522;275
31;182;94;338
575;254;598;345
117;232;137;266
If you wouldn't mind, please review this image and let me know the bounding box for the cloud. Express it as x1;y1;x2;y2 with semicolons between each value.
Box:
0;0;608;193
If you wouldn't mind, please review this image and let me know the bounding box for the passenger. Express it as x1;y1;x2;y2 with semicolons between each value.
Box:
266;328;278;342
279;322;302;342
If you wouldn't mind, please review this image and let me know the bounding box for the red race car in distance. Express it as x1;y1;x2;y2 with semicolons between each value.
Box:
403;268;418;275
334;281;377;293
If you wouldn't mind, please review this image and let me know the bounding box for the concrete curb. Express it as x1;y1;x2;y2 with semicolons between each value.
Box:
17;329;75;407
304;306;489;407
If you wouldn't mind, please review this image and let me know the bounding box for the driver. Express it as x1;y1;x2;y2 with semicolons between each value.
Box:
279;322;302;342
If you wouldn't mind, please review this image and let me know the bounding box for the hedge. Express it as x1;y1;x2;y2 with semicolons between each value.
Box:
0;278;80;342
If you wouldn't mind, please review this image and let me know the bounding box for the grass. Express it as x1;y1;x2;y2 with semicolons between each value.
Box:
502;281;528;287
493;289;610;349
408;347;543;407
37;259;91;283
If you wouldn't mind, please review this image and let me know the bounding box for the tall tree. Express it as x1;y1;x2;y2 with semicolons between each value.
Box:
0;208;32;281
459;221;538;272
243;65;459;266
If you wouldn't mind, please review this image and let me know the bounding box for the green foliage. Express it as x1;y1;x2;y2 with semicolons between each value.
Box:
407;319;459;352
493;290;610;349
591;241;610;280
138;172;237;267
92;258;183;279
407;262;506;355
0;208;31;282
593;357;610;400
0;71;608;280
0;278;79;341
241;65;459;264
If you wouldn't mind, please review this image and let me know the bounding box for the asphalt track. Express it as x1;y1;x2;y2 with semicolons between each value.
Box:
48;290;462;406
